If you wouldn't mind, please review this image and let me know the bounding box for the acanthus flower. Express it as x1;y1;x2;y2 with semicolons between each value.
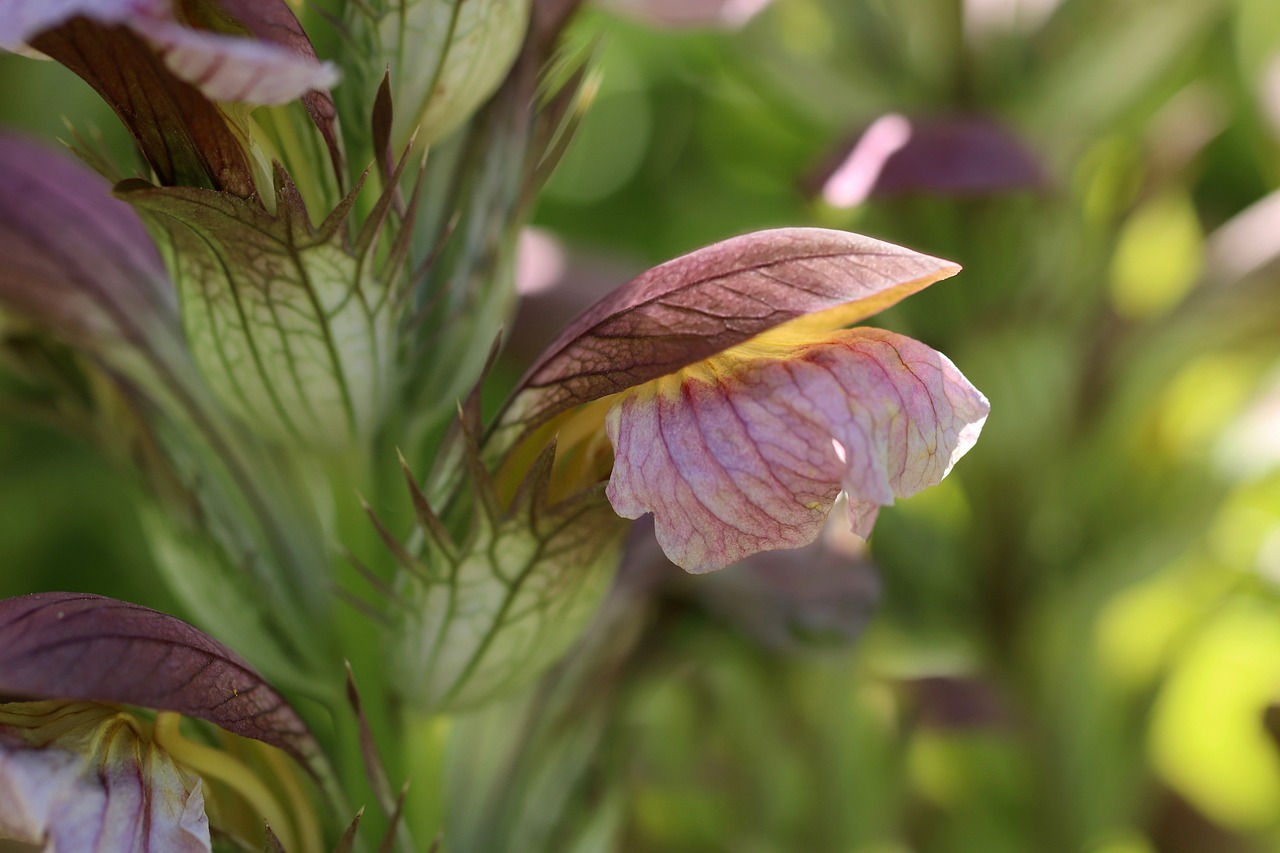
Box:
1;0;342;204
0;592;326;852
493;227;990;573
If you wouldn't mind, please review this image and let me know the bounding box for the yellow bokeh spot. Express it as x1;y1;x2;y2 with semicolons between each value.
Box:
777;0;835;60
907;731;959;805
1149;604;1280;829
1152;353;1259;456
1209;496;1277;572
1109;188;1203;319
1096;564;1201;687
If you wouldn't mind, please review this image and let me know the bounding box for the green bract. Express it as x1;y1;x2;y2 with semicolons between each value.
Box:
122;174;400;453
390;432;628;713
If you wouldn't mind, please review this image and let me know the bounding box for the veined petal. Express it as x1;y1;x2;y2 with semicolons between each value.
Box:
0;701;210;852
0;593;320;770
138;18;338;105
605;328;989;572
499;228;959;441
2;0;336;105
0;0;167;54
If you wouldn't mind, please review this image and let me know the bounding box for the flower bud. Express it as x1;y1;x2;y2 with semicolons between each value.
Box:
0;593;325;853
378;0;531;147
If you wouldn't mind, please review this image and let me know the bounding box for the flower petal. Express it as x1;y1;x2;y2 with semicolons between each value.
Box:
501;228;960;438
605;328;989;572
2;0;337;105
0;593;320;771
0;0;168;54
211;0;343;172
29;19;259;195
138;17;339;105
0;134;180;355
0;701;211;852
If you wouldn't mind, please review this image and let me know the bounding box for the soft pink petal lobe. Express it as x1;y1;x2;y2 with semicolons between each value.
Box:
1;0;337;105
140;18;338;105
0;702;210;852
820;114;1044;208
0;0;165;53
606;328;989;573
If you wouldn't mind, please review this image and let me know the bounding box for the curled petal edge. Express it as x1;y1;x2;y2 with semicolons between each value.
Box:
605;328;989;572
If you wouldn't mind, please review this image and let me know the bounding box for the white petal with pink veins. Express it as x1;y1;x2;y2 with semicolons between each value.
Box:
606;328;988;573
0;0;336;104
0;0;165;54
139;18;338;104
0;702;210;852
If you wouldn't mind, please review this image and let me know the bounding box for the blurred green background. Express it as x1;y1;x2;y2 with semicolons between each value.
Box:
9;0;1280;850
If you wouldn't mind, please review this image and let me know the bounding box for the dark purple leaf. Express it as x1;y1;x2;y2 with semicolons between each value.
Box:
0;592;320;769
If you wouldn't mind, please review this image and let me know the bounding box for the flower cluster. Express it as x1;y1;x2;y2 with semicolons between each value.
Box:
0;0;986;848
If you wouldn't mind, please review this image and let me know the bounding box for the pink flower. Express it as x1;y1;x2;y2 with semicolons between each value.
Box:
1;0;339;197
0;592;324;852
496;228;989;573
0;0;336;105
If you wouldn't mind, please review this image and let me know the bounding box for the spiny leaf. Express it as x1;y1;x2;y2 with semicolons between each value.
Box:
507;436;559;519
360;495;431;581
376;784;411;853
345;663;396;816
355;128;418;258
332;808;365;853
397;449;458;560
372;69;396;187
263;824;286;853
